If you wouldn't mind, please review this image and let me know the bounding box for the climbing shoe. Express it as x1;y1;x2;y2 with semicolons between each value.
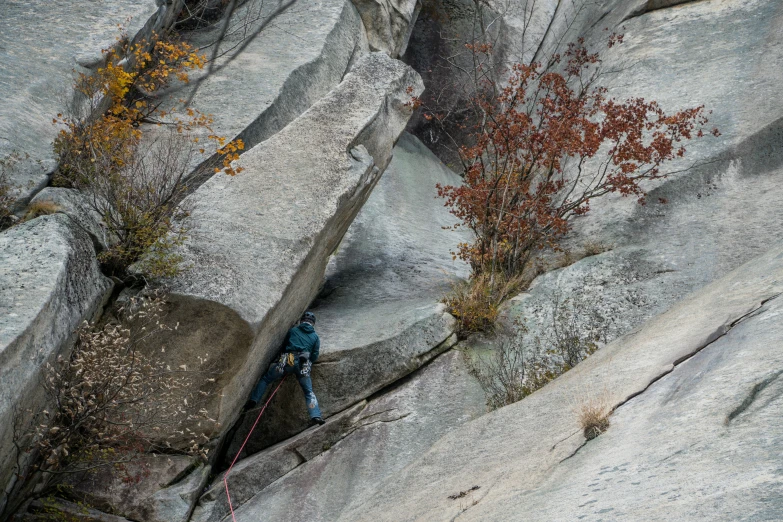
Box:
311;417;325;426
243;400;257;412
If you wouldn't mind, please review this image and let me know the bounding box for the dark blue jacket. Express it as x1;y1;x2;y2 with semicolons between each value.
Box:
282;322;320;363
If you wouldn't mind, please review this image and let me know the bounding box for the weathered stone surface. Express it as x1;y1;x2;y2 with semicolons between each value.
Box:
488;0;559;64
192;401;368;522
0;215;113;509
230;133;468;452
351;0;420;57
402;0;557;165
26;498;132;522
212;350;486;522
67;455;209;522
30;188;111;251
148;0;368;182
337;243;783;521
0;0;168;208
150;53;423;445
500;291;783;520
498;0;783;349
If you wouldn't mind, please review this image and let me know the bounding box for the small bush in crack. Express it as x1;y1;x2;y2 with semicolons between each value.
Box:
23;200;61;222
469;289;610;410
444;272;526;337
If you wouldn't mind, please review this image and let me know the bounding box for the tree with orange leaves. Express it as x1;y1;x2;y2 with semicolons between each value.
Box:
433;37;717;282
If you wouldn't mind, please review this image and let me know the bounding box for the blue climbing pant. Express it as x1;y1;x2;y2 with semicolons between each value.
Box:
249;362;322;419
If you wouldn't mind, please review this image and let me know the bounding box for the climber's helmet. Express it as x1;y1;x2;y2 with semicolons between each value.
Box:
301;311;316;325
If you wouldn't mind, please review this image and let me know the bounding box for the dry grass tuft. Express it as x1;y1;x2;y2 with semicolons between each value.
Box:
23;200;61;222
575;391;613;440
581;240;613;258
443;273;526;337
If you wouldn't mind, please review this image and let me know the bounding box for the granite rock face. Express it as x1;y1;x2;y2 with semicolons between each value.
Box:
338;243;783;522
497;0;783;351
196;350;486;522
147;0;369;184
351;0;421;57
67;455;209;522
0;0;170;208
148;52;423;444
228;133;469;453
503;288;783;521
0;215;112;510
30;188;112;251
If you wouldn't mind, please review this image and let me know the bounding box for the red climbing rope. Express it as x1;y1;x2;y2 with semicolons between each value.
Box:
224;375;288;522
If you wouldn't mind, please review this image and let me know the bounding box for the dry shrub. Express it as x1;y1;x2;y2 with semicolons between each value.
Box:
444;273;525;337
582;240;612;258
23;200;61;222
469;289;609;410
6;291;217;517
468;330;556;410
574;390;612;440
429;38;714;281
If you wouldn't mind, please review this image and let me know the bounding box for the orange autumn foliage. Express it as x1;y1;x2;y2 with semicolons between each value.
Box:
430;38;718;279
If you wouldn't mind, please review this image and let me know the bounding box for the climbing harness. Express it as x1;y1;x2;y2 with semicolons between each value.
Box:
223;375;288;522
299;358;312;377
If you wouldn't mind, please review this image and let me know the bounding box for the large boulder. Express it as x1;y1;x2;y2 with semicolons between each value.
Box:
147;0;368;183
195;350;486;522
0;214;113;510
149;52;423;444
0;0;171;209
227;132;469;453
337;242;783;521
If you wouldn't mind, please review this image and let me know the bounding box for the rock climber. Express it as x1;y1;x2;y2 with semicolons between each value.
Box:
244;311;325;425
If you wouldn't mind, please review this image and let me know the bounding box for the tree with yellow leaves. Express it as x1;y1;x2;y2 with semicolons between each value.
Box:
54;31;244;278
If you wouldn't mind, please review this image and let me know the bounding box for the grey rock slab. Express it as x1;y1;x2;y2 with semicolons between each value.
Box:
146;0;368;182
230;133;468;452
67;455;209;522
351;0;421;57
0;0;166;207
488;0;559;65
148;53;423;445
336;243;783;521
144;461;211;522
191;401;367;522
498;0;783;350
30;188;113;251
229;350;486;522
500;291;783;520
0;214;113;510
